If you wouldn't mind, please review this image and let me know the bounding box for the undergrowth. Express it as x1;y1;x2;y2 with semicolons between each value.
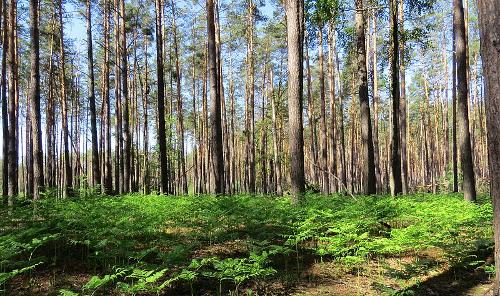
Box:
0;193;493;295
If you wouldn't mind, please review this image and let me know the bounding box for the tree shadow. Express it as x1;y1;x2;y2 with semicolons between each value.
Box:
394;247;493;296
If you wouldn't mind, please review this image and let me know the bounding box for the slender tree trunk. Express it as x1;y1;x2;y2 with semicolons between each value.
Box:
113;0;122;193
120;0;130;193
29;0;44;199
476;0;500;293
155;0;168;194
207;0;224;194
284;0;305;204
318;26;329;194
171;0;187;194
398;0;408;194
327;22;337;193
305;35;318;186
1;0;8;202
454;0;476;202
355;0;376;194
86;0;100;189
6;0;17;199
389;0;402;196
452;16;459;193
370;13;382;193
245;0;255;193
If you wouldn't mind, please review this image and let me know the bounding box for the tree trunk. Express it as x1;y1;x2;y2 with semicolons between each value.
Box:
318;26;329;194
171;0;187;194
389;0;402;196
154;0;168;193
120;0;130;193
1;0;8;202
476;0;500;293
398;0;408;194
453;0;476;202
355;0;376;195
29;0;44;199
327;22;337;193
86;0;100;189
305;35;318;186
284;0;305;204
207;0;224;194
7;0;17;199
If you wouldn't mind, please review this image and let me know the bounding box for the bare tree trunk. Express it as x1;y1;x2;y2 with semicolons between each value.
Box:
305;35;318;186
318;26;329;194
355;0;376;194
86;0;100;190
452;16;459;193
245;0;255;193
454;0;476;202
120;0;130;193
327;22;337;193
370;13;382;193
155;0;168;194
398;0;408;194
476;0;500;293
1;0;8;202
171;0;187;194
6;0;17;199
389;0;402;196
284;0;305;204
207;0;224;194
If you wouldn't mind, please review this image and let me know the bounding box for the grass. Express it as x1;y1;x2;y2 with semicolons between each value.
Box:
0;193;494;295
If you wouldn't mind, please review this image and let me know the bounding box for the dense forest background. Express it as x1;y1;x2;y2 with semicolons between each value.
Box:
0;0;488;199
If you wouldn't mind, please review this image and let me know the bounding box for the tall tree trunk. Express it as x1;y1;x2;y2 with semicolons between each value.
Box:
103;0;112;193
1;0;8;202
370;13;382;193
155;0;168;194
207;0;224;194
7;0;17;199
318;26;329;194
389;0;402;196
270;68;282;195
86;0;100;189
305;35;318;186
113;0;122;193
355;0;376;194
120;0;130;193
29;0;44;200
171;0;187;194
398;0;408;194
452;15;459;193
476;0;500;293
453;0;476;202
245;0;255;193
284;0;305;204
327;22;337;193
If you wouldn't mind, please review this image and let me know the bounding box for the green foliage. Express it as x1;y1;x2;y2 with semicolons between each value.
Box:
0;193;493;294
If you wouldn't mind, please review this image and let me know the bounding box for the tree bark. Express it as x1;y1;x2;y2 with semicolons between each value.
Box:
318;26;329;194
389;0;402;196
29;0;44;199
398;0;408;194
284;0;305;204
476;0;500;293
86;0;100;189
7;0;17;199
355;0;376;195
155;0;168;193
453;0;476;202
1;0;8;202
207;0;224;194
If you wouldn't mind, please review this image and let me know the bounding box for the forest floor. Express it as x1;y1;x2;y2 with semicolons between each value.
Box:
0;193;495;295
